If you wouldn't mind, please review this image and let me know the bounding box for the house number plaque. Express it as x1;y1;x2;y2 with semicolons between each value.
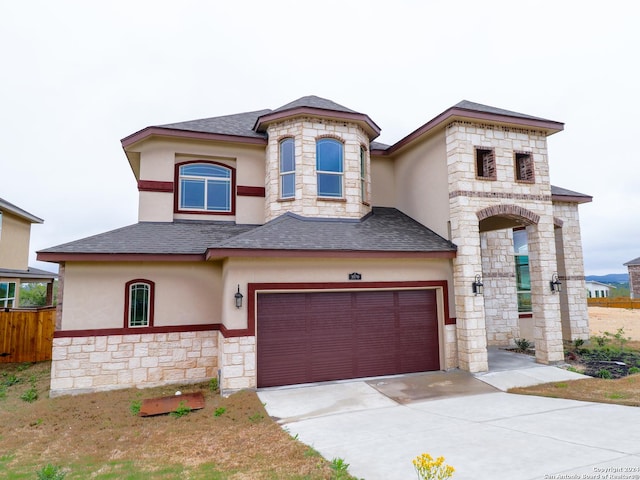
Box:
348;272;362;280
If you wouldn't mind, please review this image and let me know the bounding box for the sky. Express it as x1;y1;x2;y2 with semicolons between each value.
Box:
1;1;638;276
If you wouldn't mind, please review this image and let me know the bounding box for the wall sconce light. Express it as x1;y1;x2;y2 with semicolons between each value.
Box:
472;274;484;296
550;273;562;294
234;285;243;308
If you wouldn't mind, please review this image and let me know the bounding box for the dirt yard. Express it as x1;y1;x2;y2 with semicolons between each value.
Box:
588;306;640;340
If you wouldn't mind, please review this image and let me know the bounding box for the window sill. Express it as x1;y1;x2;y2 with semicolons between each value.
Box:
475;176;497;181
277;197;295;203
317;197;346;202
518;313;533;319
515;179;536;184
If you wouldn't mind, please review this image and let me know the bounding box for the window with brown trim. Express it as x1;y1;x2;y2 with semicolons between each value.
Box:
124;279;155;328
515;152;534;182
475;148;496;180
175;161;236;215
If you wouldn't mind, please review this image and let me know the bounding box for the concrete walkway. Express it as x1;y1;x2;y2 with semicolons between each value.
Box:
258;349;640;480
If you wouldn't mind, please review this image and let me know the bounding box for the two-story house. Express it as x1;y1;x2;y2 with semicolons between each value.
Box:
0;197;56;308
38;96;592;396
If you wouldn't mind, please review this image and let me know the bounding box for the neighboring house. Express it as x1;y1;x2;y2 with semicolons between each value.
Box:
585;280;611;298
624;257;640;299
38;96;592;396
0;197;56;308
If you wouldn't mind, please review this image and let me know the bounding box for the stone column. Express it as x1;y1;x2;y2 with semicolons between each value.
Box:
527;219;564;364
451;210;488;373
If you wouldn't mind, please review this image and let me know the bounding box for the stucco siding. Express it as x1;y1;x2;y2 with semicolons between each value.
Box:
0;212;31;270
60;262;223;330
394;131;450;239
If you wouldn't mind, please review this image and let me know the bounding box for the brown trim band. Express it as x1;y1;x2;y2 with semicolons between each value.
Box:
237;186;266;197
138;180;174;192
121;127;267;149
54;323;221;338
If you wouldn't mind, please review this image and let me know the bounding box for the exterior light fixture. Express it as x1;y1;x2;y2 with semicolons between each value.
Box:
550;273;562;293
234;285;243;308
472;274;484;296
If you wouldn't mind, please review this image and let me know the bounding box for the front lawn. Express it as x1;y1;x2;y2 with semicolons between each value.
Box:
0;362;356;479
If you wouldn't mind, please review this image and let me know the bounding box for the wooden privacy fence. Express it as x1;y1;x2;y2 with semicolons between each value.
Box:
587;298;640;309
0;308;55;363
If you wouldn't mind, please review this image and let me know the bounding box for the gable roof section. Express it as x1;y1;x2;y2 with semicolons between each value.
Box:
624;257;640;266
121;109;270;148
378;100;564;156
253;95;381;141
0;197;43;224
0;267;57;280
207;207;456;259
37;208;456;262
550;185;593;204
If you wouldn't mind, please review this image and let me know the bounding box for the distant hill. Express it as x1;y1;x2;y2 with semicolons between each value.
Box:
586;273;629;284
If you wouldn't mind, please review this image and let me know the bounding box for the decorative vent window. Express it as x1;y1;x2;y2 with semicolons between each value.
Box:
515;152;534;182
475;148;496;180
0;281;16;308
360;145;367;203
279;138;295;199
178;163;232;212
316;138;343;198
513;229;532;313
125;280;154;328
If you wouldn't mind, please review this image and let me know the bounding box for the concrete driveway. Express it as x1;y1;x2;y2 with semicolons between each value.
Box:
258;349;640;480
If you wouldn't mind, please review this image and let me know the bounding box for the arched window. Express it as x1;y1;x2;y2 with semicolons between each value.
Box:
124;279;154;328
279;138;295;199
178;162;232;212
316;138;343;198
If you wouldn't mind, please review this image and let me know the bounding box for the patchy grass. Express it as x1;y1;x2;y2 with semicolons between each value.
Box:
0;362;358;479
511;372;640;406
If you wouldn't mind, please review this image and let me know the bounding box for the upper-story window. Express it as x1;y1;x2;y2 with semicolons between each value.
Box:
515;152;534;182
360;145;367;203
124;279;154;328
316;138;343;198
178;162;232;213
279;138;295;199
475;147;496;180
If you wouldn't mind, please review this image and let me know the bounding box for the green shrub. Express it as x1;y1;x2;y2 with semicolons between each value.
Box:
170;401;191;418
129;400;142;416
20;386;38;403
597;369;612;379
514;338;533;352
36;464;66;480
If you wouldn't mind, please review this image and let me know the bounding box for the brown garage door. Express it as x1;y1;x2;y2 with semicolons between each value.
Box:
257;289;439;388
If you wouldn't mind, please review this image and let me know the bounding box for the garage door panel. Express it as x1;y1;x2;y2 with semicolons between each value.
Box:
257;289;439;388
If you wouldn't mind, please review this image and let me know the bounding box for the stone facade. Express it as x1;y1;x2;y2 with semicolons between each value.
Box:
446;121;566;369
218;335;256;392
50;331;219;396
264;117;371;221
628;265;640;299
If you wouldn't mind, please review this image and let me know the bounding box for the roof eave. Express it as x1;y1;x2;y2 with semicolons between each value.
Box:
253;107;381;141
37;252;205;263
120;127;268;149
382;107;564;157
551;193;593;204
206;248;456;260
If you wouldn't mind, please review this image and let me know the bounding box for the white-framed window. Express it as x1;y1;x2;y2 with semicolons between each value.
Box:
279;138;295;199
0;281;16;308
178;163;232;212
316;138;343;198
125;279;154;328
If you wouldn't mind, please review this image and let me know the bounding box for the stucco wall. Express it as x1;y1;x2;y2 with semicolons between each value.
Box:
369;155;395;207
220;256;454;331
393;130;450;240
0;211;31;270
134;138;266;225
60;262;223;330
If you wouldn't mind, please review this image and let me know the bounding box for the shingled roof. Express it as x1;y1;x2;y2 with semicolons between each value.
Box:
37;208;457;261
